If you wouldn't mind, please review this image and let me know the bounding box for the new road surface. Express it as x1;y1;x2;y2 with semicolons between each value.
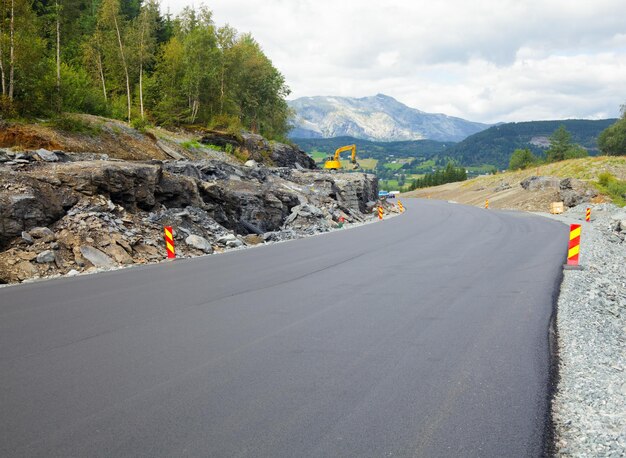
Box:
0;199;567;457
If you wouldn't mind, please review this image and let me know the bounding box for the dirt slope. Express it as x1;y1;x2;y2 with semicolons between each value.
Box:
403;157;626;212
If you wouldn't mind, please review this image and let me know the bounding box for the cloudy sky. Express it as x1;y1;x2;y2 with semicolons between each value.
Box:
160;0;626;123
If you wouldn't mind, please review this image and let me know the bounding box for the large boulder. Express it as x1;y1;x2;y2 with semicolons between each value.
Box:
558;178;598;207
520;176;561;191
185;234;213;253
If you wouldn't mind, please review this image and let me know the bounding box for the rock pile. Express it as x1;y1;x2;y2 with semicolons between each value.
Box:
519;176;598;208
551;203;626;456
0;147;381;284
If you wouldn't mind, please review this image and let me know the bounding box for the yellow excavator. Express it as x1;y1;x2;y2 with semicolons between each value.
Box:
323;144;360;170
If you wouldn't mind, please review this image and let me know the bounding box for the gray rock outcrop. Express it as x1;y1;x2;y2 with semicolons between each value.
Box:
520;176;560;191
558;178;598;208
0;133;379;283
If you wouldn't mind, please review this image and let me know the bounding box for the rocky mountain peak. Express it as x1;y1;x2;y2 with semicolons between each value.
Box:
288;94;490;142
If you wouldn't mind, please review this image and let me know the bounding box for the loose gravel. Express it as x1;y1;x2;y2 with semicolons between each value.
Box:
546;204;626;456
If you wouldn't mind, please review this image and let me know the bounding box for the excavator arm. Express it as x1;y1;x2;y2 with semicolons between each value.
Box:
324;144;359;169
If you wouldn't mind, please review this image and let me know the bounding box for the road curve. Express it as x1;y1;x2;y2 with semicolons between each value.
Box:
0;199;567;457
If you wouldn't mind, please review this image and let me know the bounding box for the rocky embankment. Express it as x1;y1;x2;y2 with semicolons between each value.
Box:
0;140;385;284
550;204;626;456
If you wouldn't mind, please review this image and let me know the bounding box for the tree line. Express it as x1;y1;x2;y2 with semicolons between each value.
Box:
0;0;291;139
407;162;467;190
509;110;626;171
597;104;626;156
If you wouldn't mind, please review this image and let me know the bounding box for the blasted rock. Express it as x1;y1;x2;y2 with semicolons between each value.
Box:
0;175;74;244
36;250;56;263
79;246;116;268
104;244;134;265
185;234;213;253
54;161;161;210
520;176;560;191
29;226;55;240
34;149;59;162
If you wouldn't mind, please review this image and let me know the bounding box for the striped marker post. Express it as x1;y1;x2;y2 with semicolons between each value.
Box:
378;206;384;220
485;199;489;209
564;224;583;270
585;208;591;222
398;200;404;213
164;226;176;259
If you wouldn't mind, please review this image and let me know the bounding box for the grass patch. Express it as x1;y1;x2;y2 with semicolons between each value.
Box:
47;114;100;135
309;150;332;165
180;140;203;150
596;172;626;206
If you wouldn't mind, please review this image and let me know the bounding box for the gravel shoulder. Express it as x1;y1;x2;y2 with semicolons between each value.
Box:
540;204;626;456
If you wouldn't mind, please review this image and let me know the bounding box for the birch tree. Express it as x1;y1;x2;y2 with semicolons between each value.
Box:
99;0;131;121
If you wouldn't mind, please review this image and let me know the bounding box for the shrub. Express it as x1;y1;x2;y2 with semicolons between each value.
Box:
596;172;626;206
130;118;150;133
49;115;99;135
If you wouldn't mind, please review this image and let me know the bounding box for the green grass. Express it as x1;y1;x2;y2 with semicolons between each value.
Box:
180;140;203;150
308;151;328;163
380;179;412;191
384;162;404;170
47;115;100;135
342;158;377;169
596;172;626;206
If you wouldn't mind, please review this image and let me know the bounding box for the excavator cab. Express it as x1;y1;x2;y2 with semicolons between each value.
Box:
324;144;360;170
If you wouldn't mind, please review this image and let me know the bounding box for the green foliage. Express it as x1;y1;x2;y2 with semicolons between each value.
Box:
207;113;243;135
508;148;537;170
443;119;616;169
180;140;202;149
48;115;100;135
564;144;589;160
60;63;108;115
595;172;626;206
294;136;450;162
408;162;467;190
598;172;613;186
598;115;626;156
130;117;149;132
545;125;589;163
0;2;291;140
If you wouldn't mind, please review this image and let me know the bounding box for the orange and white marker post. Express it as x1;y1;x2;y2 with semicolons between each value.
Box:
378;206;384;220
585;207;591;222
398;200;404;213
164;226;176;259
564;224;583;270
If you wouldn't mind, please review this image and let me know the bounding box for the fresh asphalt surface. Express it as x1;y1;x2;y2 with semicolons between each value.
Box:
0;199;568;457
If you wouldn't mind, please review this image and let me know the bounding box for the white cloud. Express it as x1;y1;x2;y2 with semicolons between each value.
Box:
160;0;626;122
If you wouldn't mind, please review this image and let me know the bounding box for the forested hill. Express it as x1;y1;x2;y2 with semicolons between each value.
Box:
0;1;290;140
443;119;617;169
292;136;452;161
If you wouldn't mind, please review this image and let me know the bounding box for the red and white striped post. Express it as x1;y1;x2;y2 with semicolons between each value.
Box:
164;226;176;259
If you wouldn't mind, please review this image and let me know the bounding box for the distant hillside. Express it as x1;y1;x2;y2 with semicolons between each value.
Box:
288;94;490;142
292;136;452;162
443;119;618;169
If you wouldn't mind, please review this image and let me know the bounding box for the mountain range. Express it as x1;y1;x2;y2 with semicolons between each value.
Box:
288;94;490;142
444;119;617;169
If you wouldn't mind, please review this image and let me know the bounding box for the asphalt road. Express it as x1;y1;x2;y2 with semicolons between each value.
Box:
0;199;567;457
